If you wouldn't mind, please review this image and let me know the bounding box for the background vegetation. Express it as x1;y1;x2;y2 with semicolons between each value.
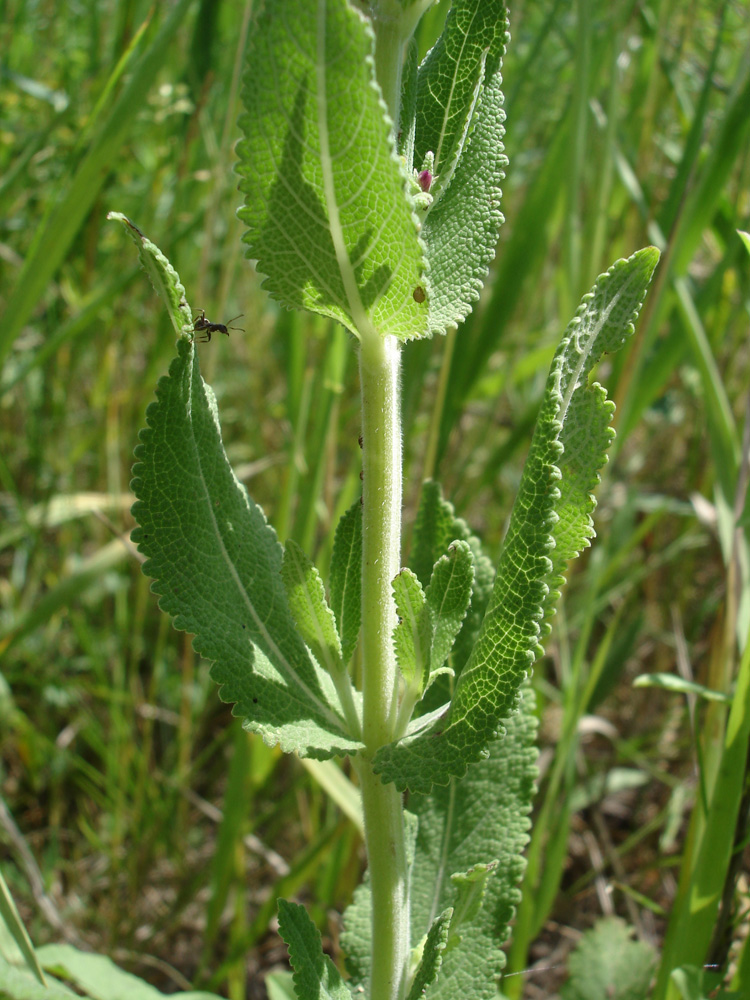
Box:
1;0;749;997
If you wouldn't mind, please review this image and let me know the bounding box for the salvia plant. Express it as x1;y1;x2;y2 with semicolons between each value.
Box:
109;1;659;998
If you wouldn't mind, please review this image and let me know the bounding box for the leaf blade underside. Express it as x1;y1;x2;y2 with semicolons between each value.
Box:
416;0;510;335
237;0;427;341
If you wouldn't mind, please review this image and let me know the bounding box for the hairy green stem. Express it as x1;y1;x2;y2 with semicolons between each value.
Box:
359;331;409;1000
360;332;401;745
371;1;432;128
356;9;437;995
358;763;410;1000
372;16;405;127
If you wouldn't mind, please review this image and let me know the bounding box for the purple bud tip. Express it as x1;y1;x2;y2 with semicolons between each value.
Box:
417;169;432;192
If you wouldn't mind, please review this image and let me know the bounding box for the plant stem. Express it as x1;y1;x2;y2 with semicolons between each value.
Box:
358;763;410;1000
359;331;409;1000
360;331;401;746
356;8;437;994
371;1;433;128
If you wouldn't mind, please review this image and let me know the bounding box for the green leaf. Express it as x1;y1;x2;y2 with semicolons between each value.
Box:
277;900;352;1000
375;248;660;792
131;338;363;759
406;908;452;1000
414;1;505;190
398;37;419;166
266;971;296;1000
393;568;431;689
447;863;497;941
35;944;223;1000
417;0;510;335
633;672;731;703
668;967;706;1000
329;500;363;665
669;965;747;1000
108;213;192;337
299;758;363;833
410;481;495;678
410;481;462;588
339;880;371;989
237;0;427;342
0;958;76;1000
282;539;345;675
0;867;45;985
560;918;656;1000
407;683;537;1000
425;541;474;678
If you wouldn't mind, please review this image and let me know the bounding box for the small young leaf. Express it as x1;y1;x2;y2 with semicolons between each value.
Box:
282;539;344;676
406;908;452;1000
277;900;352;1000
329;500;363;665
425;541;474;679
410;481;494;678
376;248;660;792
237;0;427;342
410;481;462;588
392;568;431;689
132;338;362;760
108;212;191;337
415;0;506;193
450;531;495;676
448;862;497;942
561;917;656;1000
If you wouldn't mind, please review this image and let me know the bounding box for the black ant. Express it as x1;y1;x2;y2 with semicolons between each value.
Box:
193;309;244;342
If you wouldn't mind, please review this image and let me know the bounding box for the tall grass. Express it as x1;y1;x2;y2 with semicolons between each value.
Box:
1;1;749;995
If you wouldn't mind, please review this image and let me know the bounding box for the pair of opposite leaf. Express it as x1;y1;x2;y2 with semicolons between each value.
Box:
281;526;475;737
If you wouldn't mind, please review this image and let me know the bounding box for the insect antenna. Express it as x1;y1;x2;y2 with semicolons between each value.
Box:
225;314;244;331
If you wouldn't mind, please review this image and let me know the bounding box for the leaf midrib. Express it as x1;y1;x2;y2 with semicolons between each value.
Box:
315;0;375;340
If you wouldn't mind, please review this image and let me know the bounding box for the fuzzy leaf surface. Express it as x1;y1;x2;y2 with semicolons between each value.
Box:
406;908;452;1000
393;567;430;688
339;880;371;990
410;481;494;679
237;0;427;341
329;499;362;665
560;917;656;1000
131;339;362;759
448;863;497;936
282;539;344;675
375;248;660;791
425;540;474;677
108;212;192;336
415;0;510;334
407;685;537;999
277;900;352;1000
